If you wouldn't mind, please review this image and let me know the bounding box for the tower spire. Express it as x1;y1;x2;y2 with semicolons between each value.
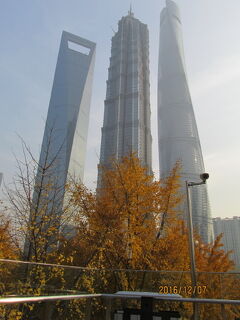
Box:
128;4;134;17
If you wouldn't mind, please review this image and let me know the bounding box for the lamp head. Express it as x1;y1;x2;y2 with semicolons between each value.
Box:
200;173;209;183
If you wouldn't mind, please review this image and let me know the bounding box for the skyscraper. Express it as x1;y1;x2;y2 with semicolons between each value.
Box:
213;217;240;269
35;31;96;211
98;9;152;186
158;0;213;242
0;173;3;188
24;31;96;259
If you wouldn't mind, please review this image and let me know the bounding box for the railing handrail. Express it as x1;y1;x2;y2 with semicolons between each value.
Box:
0;258;239;275
0;293;240;305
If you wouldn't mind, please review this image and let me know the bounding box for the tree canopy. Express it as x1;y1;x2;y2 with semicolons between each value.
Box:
1;152;239;319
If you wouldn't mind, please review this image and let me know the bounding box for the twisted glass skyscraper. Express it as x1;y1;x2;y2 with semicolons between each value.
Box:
158;0;213;242
98;10;152;186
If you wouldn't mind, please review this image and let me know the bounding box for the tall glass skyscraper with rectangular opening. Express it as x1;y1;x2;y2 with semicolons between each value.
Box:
158;0;213;242
35;31;96;211
24;31;96;258
98;10;152;186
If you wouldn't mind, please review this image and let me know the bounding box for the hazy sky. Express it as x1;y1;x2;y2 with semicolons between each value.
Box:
1;0;240;218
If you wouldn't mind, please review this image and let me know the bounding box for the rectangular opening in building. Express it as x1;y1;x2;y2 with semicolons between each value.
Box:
68;41;90;55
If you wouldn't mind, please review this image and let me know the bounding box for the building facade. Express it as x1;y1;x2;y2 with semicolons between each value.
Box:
34;31;96;212
213;217;240;269
98;10;152;186
0;173;3;188
158;0;213;242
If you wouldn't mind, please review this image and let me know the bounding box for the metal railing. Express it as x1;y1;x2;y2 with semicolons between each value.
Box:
0;259;239;319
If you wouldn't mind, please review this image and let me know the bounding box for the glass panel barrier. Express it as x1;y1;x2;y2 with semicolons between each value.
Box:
0;259;239;319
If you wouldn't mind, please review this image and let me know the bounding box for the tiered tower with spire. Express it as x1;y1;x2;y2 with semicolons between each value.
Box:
98;9;152;187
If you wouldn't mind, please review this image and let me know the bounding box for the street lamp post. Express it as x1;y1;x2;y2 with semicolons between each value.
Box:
185;173;209;320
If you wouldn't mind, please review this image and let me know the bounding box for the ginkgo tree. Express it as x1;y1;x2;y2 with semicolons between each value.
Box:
0;209;17;260
63;153;239;319
67;154;182;272
1;134;73;319
0;207;22;320
1;149;239;319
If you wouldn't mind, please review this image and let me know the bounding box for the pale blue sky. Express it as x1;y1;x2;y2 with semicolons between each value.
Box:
1;0;240;218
